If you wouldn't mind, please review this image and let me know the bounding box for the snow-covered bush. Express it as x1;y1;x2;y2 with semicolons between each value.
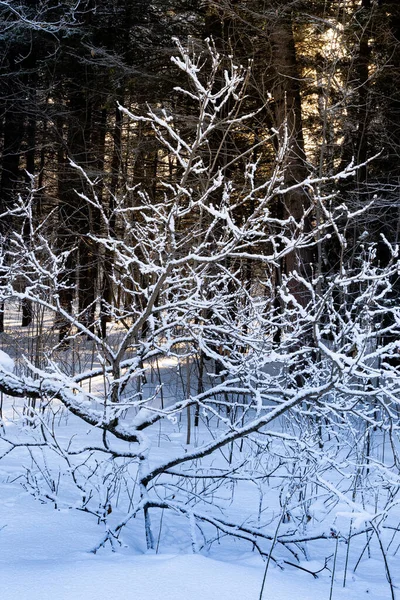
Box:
0;39;399;592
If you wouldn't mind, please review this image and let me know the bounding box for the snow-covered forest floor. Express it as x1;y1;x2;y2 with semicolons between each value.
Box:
0;494;390;600
0;305;396;600
0;405;393;600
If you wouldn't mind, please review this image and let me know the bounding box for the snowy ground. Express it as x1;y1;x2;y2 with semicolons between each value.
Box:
0;487;391;600
0;410;394;600
0;305;396;600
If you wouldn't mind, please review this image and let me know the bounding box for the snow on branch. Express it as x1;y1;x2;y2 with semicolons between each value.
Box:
0;38;399;576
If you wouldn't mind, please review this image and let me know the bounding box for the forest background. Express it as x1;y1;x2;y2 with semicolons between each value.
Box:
0;1;400;599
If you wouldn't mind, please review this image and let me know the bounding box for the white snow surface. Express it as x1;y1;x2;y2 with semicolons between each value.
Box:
0;489;390;600
0;348;14;372
0;414;392;600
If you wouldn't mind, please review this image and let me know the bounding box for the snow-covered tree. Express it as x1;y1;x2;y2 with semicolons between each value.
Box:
0;40;399;591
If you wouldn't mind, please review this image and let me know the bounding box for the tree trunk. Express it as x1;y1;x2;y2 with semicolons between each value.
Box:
270;13;313;307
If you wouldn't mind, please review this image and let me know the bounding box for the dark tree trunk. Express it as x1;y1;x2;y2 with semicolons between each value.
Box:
100;103;122;338
0;46;25;333
269;13;313;307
